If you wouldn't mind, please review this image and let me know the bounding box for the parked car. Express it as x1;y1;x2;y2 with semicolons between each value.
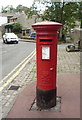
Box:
30;32;36;37
3;33;19;44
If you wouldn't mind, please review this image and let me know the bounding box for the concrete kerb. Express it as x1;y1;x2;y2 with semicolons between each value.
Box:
2;55;36;118
19;39;36;43
0;50;35;92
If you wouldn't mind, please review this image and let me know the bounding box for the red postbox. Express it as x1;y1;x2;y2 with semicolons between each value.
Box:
32;21;62;109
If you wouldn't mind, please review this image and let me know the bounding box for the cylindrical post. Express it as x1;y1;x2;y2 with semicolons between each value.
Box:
32;21;62;109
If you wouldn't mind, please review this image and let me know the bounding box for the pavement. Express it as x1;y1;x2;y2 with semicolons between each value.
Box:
1;42;80;119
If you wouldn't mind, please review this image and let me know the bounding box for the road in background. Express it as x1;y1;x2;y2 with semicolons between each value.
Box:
0;39;36;78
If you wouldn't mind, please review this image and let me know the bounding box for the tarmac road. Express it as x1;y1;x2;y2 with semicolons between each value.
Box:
0;39;36;79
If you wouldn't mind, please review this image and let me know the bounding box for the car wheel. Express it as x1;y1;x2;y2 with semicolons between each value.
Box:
66;45;75;52
16;41;18;44
3;39;5;43
5;39;8;44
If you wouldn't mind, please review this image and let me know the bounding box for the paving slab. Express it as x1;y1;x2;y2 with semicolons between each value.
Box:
7;74;80;118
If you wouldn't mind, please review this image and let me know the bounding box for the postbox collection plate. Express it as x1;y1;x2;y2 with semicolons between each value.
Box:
42;46;50;59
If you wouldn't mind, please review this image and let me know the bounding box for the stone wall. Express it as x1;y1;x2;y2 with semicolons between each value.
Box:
73;28;82;50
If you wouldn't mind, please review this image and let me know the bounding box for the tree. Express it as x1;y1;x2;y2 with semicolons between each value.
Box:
5;22;22;34
41;2;61;22
62;2;78;37
40;1;79;42
25;2;40;19
15;5;28;12
77;1;82;28
1;5;15;13
12;22;22;34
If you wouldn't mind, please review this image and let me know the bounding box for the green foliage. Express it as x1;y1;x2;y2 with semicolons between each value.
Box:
21;36;36;40
15;5;24;12
5;24;13;29
1;5;15;13
41;2;62;22
1;4;31;14
77;1;82;28
5;22;22;34
26;3;40;19
12;23;22;34
15;5;29;13
77;1;82;20
40;1;80;42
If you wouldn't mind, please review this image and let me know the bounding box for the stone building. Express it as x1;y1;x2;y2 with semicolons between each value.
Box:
0;12;41;36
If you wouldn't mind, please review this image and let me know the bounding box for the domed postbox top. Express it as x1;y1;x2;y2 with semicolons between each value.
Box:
32;21;62;31
32;21;62;26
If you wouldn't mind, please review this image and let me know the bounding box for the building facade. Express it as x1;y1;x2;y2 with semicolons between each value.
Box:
0;12;41;36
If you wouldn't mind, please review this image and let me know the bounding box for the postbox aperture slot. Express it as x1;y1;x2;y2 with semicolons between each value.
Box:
42;46;50;60
40;39;52;42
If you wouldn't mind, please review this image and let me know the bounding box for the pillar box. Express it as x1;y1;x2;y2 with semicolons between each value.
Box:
32;21;62;109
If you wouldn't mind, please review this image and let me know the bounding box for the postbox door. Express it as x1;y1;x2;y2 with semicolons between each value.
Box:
37;43;57;91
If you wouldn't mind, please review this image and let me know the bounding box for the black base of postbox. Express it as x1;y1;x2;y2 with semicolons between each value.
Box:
36;87;57;109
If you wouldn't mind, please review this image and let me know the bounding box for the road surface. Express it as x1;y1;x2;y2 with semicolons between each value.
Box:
0;39;36;79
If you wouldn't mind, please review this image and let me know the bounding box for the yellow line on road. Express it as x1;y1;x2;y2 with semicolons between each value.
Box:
0;51;35;92
0;50;35;84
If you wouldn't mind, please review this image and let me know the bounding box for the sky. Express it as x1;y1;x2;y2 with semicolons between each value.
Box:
0;0;34;12
0;0;78;13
